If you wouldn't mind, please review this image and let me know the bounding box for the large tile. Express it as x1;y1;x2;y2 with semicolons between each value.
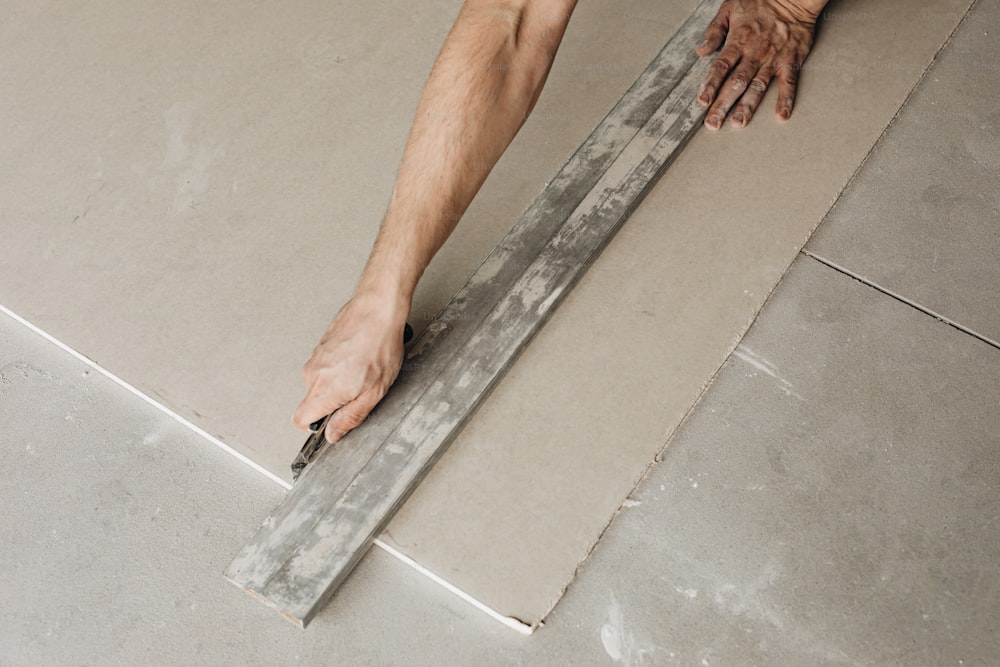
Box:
384;0;974;623
0;0;975;627
0;312;527;666
0;0;691;480
808;0;1000;341
4;248;997;662
532;257;1000;665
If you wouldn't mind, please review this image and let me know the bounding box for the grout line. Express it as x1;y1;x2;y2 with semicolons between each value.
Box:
372;538;535;636
801;250;1000;351
798;0;979;263
0;303;293;490
0;302;528;631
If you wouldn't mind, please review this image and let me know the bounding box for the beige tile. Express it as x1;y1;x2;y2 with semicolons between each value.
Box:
554;256;1000;664
0;0;972;626
807;0;1000;343
0;0;693;478
383;0;973;622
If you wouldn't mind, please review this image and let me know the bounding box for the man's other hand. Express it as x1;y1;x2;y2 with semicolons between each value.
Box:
695;0;826;130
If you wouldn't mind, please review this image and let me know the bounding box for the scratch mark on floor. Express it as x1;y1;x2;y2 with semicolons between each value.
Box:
732;346;805;401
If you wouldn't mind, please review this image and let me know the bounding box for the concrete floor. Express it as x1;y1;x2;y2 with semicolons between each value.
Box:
4;1;998;665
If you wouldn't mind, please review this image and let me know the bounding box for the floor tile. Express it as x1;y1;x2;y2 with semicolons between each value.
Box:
385;0;974;622
808;0;1000;342
537;256;1000;665
0;0;976;626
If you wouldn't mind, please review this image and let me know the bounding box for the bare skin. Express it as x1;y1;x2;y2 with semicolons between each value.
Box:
294;0;831;443
293;0;579;442
696;0;829;130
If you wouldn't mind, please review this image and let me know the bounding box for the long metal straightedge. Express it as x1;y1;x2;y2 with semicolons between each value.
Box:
225;0;719;627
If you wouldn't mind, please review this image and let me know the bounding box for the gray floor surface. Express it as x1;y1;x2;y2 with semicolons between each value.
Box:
3;2;998;665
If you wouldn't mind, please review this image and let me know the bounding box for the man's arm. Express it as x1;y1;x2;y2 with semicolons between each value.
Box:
695;0;830;130
293;0;578;442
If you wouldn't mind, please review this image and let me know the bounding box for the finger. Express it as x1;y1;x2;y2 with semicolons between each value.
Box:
292;382;348;431
696;2;731;57
730;64;774;128
324;388;384;443
697;42;741;108
774;62;800;121
705;57;760;131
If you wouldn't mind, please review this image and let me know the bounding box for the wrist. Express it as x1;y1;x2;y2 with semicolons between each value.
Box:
776;0;828;23
352;268;413;322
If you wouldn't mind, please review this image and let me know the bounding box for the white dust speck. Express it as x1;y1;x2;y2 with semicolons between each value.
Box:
674;586;698;599
601;616;623;662
600;595;656;665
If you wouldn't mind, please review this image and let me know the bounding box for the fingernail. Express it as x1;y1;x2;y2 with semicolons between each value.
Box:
779;107;791;120
705;115;721;130
732;111;745;126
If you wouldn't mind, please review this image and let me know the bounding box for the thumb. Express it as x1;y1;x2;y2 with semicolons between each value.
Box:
292;385;345;432
697;5;731;56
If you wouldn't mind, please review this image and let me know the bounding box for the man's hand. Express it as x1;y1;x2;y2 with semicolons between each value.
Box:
291;0;577;445
695;0;828;130
292;294;408;443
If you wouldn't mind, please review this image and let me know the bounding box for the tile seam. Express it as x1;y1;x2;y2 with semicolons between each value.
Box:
800;250;1000;351
803;0;980;259
0;302;293;490
0;302;527;632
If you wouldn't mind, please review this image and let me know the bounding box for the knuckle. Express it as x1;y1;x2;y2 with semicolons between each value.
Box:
730;73;750;89
710;58;732;74
749;78;768;93
777;63;799;84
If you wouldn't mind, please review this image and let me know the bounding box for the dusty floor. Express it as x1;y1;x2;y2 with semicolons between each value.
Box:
3;1;998;665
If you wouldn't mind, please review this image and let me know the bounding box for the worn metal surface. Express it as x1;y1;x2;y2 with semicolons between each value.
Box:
225;0;718;628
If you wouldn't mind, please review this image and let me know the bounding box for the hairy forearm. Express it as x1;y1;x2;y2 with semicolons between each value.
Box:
355;1;576;310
